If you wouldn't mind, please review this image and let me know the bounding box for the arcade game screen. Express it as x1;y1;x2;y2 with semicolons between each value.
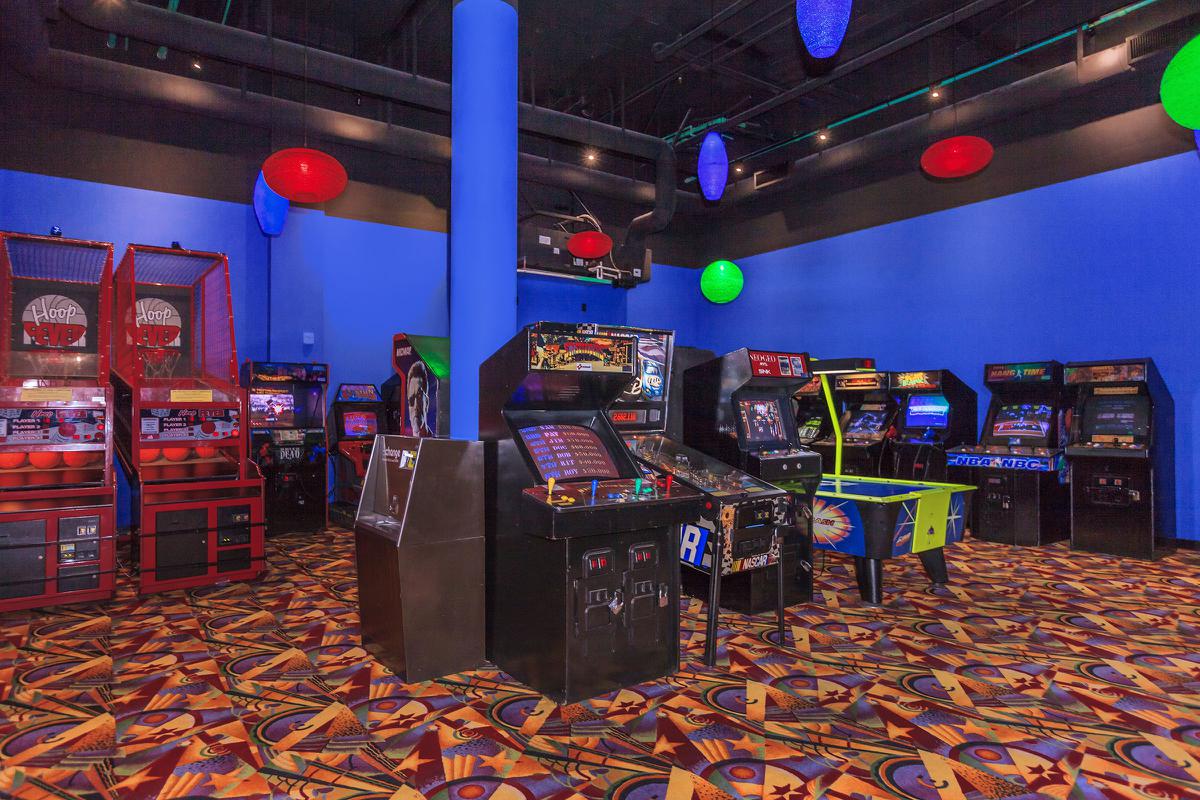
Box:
905;394;950;429
518;424;621;482
738;399;788;444
991;404;1053;439
1083;396;1150;439
846;409;887;436
796;415;824;442
342;411;378;438
250;390;295;428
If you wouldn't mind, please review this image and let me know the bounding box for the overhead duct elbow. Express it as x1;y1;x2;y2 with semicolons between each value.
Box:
616;143;678;271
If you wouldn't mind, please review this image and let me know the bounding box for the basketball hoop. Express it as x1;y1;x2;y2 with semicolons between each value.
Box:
142;348;183;380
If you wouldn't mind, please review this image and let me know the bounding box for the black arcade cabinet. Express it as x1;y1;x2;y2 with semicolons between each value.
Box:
481;323;702;703
683;348;821;607
329;383;384;528
947;362;1070;546
887;370;977;482
355;434;485;682
1065;359;1174;559
242;362;329;535
383;333;448;437
792;359;894;478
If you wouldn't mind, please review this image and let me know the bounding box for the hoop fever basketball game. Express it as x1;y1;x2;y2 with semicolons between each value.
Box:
111;244;265;593
0;232;117;612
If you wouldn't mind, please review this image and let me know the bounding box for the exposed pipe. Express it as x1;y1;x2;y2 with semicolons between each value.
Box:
53;0;682;264
725;41;1137;204
652;0;765;61
677;0;1013;145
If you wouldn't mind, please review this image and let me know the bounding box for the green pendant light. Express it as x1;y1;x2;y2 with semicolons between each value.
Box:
700;260;744;304
1161;33;1200;129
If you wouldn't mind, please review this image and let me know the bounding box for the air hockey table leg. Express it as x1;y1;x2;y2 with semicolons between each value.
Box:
918;547;949;589
854;556;884;606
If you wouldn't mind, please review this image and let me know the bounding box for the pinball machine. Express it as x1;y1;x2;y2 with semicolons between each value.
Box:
0;232;117;613
111;244;265;594
329;382;384;528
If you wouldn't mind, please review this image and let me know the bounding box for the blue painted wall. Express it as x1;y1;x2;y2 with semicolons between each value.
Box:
649;153;1199;538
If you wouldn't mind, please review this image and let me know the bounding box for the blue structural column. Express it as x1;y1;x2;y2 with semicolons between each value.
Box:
449;0;519;440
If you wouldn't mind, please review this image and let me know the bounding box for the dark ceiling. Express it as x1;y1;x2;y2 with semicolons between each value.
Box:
30;0;1200;207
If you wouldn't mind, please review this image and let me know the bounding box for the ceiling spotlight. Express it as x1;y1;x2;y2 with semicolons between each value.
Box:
585;151;598;164
191;59;202;71
930;88;941;99
818;132;829;142
734;165;744;174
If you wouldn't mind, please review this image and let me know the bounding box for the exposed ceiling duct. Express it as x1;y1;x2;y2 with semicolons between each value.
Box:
19;0;691;269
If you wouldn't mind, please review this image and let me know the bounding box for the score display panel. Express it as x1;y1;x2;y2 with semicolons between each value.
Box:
518;424;621;482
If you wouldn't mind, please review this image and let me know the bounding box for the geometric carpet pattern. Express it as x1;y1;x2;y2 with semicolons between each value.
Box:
2;531;1199;800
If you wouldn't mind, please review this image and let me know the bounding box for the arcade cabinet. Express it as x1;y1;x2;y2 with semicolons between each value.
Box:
947;362;1069;546
683;348;821;606
0;232;117;613
383;333;448;437
793;358;892;477
242;362;329;536
481;323;702;703
583;324;795;640
1065;359;1174;559
111;244;265;594
888;370;977;481
329;383;383;528
355;434;485;682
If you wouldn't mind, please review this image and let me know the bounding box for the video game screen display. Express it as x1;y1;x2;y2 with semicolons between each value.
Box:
738;399;789;444
1083;396;1150;439
249;390;295;428
342;411;378;438
846;409;887;436
991;403;1053;440
904;394;950;429
796;415;824;442
519;424;621;482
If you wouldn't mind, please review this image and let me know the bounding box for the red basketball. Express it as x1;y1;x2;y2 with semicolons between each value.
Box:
163;447;192;462
63;451;98;468
141;448;162;463
200;420;216;435
195;445;218;459
0;452;27;469
29;452;63;469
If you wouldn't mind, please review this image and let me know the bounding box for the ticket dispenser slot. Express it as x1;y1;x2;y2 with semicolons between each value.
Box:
575;547;618;655
625;542;663;648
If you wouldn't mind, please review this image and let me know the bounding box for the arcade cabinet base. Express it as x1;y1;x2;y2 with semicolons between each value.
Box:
680;531;813;612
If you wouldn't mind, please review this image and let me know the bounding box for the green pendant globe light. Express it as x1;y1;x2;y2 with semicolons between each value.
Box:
700;260;744;304
1161;33;1200;129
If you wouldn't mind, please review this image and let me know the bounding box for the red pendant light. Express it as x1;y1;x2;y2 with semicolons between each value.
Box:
920;135;994;179
566;230;613;261
262;147;348;203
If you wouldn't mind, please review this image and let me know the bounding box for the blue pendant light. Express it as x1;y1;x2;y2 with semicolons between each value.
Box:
796;0;853;59
697;131;730;202
253;170;289;236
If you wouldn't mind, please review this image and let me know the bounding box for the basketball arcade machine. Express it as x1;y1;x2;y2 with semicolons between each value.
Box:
0;233;116;612
1065;359;1174;559
887;370;977;481
242;361;329;535
112;245;265;593
584;324;793;660
947;362;1069;546
682;348;821;607
329;382;383;528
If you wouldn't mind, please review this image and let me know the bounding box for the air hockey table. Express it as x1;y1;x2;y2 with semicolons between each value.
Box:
811;476;975;605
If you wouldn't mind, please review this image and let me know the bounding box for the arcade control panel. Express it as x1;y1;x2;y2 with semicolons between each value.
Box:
746;448;820;481
522;478;702;538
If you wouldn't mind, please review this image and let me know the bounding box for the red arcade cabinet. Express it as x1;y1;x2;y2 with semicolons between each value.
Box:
0;232;117;612
111;244;265;594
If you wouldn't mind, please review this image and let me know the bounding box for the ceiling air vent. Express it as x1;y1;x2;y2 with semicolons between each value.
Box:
1128;13;1200;63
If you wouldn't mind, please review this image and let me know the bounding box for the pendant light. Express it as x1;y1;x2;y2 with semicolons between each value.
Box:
796;0;853;60
920;136;994;179
697;132;730;202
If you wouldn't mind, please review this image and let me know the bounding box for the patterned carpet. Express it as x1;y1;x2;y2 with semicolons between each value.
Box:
1;532;1199;800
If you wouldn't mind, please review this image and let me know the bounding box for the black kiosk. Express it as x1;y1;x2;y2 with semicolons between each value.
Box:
329;383;384;528
887;370;977;482
383;333;448;438
947;362;1069;546
1065;359;1174;559
581;325;795;659
242;361;329;535
682;348;821;607
481;323;702;703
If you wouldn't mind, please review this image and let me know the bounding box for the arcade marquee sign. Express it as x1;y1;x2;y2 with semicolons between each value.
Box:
22;294;88;348
747;350;809;379
946;452;1062;473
